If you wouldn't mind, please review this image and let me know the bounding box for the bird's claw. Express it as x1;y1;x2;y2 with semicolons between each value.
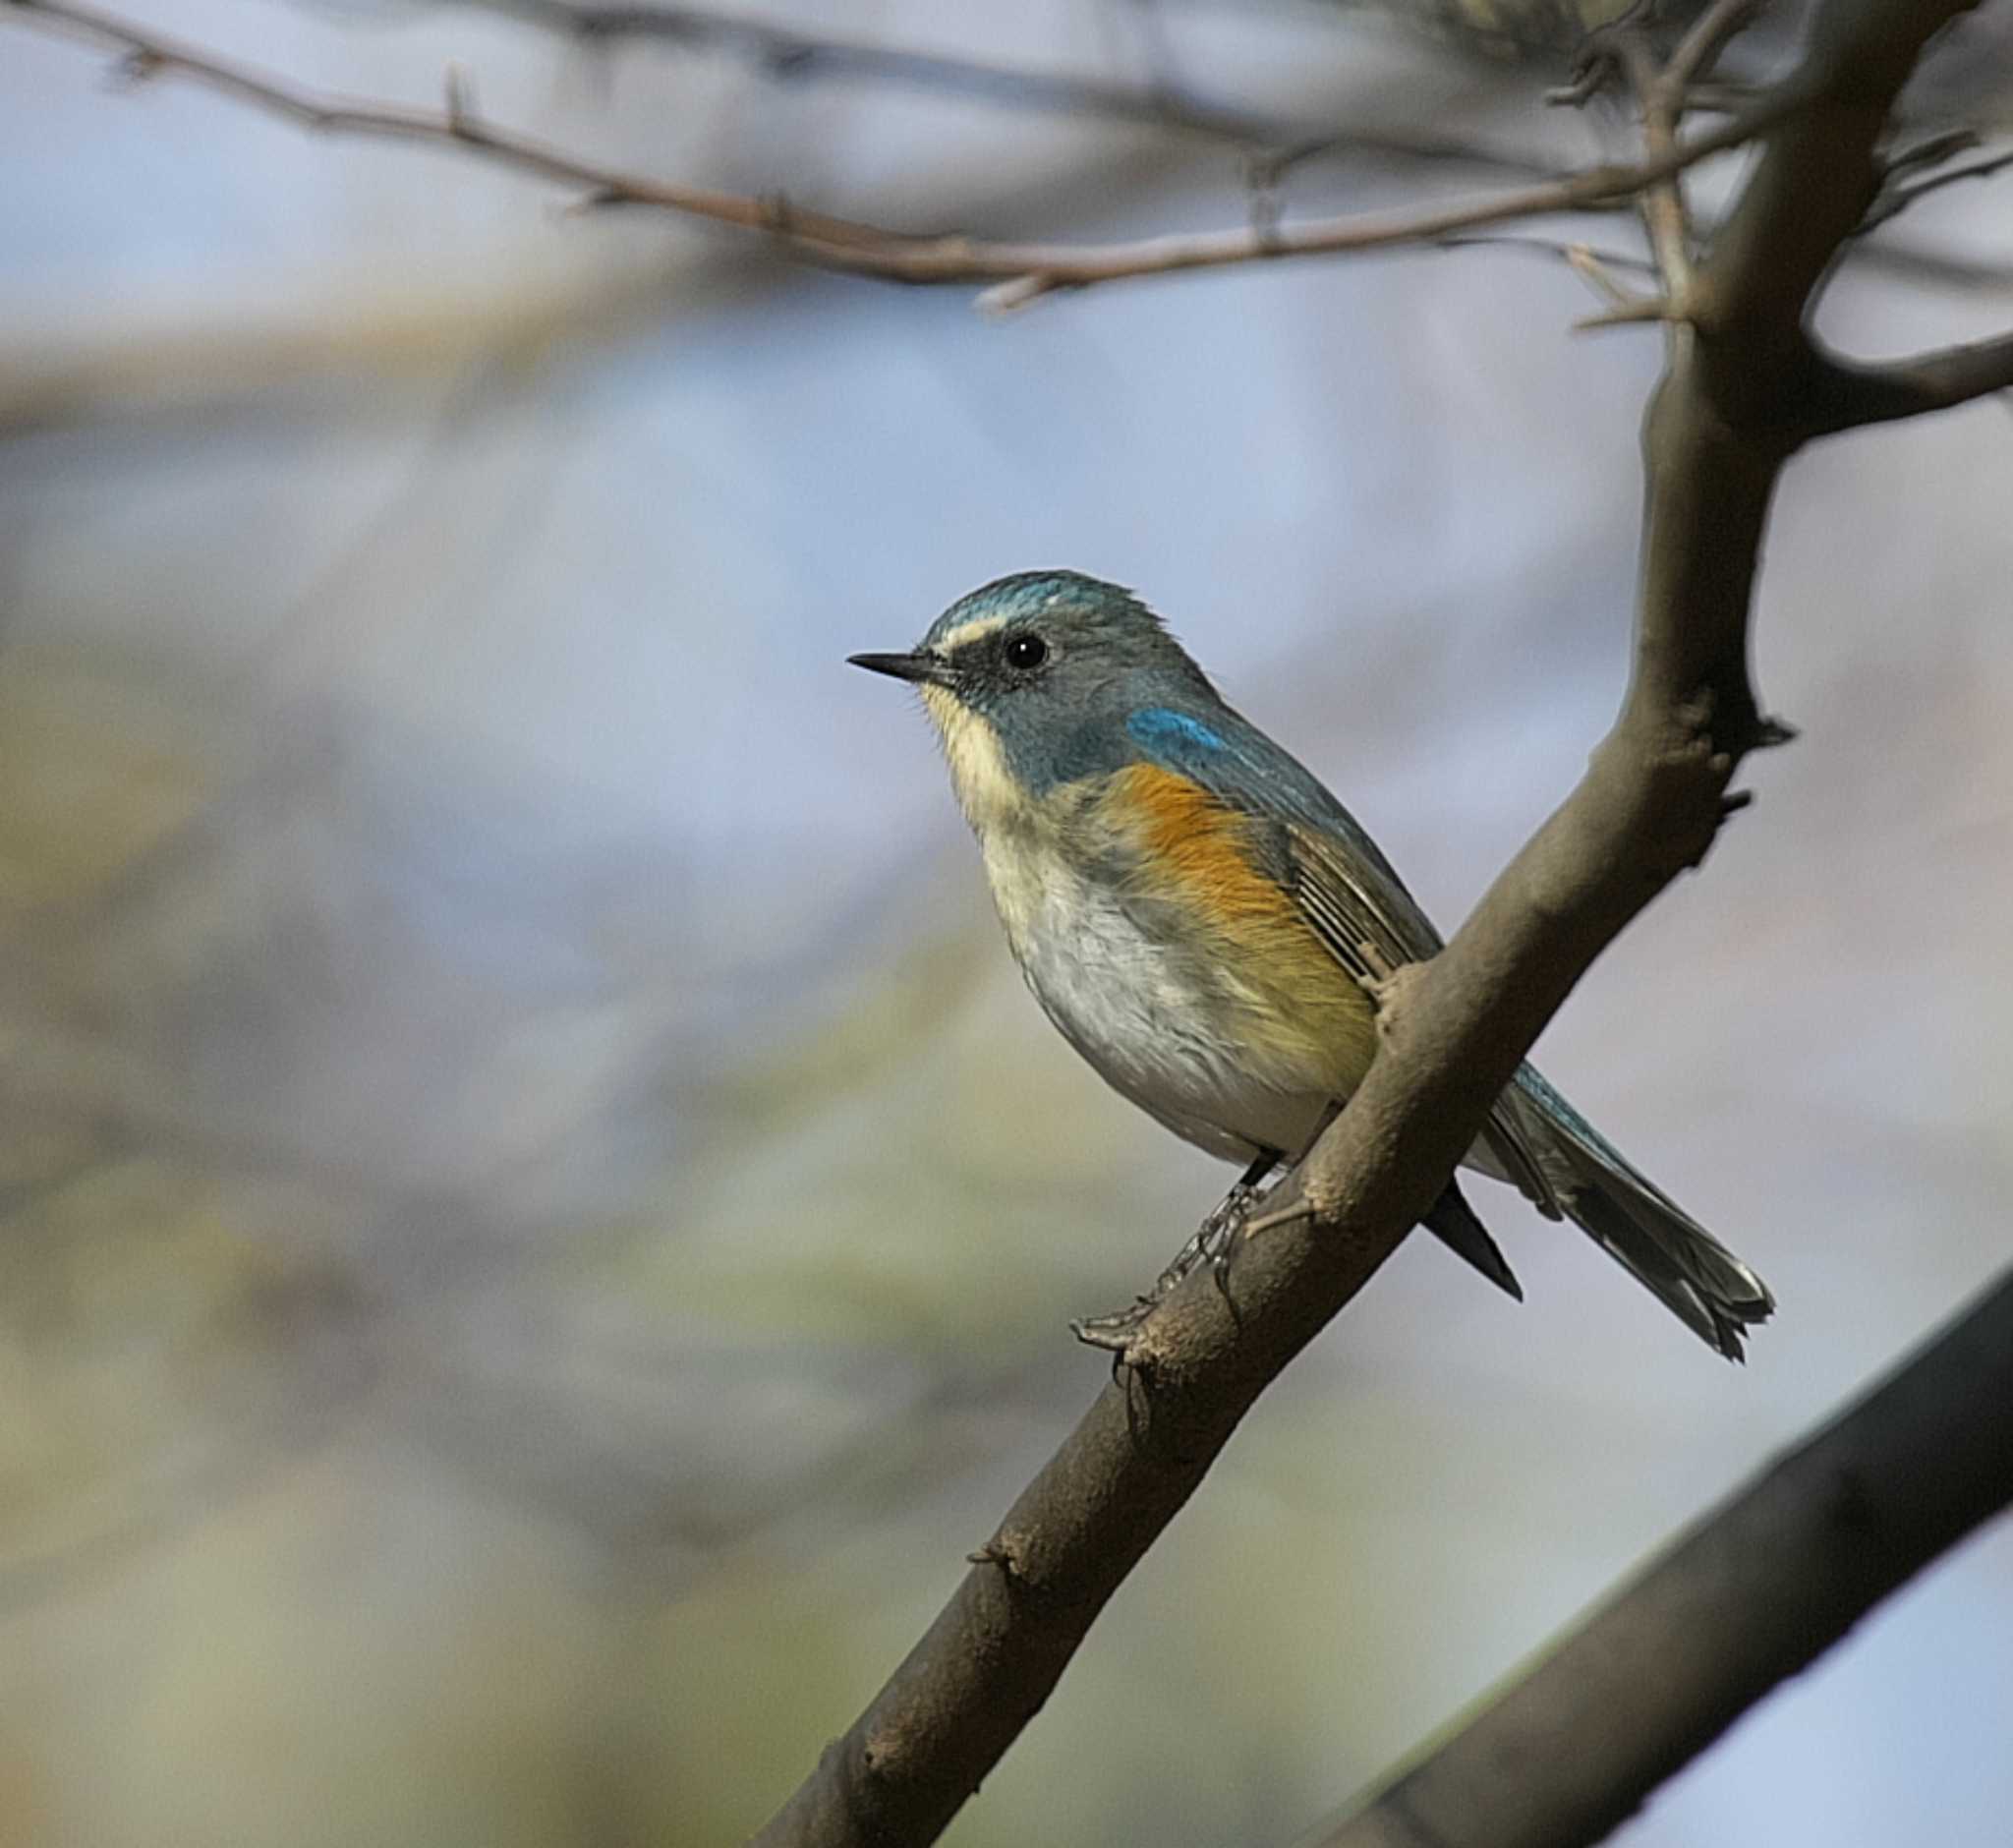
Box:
1069;1181;1262;1353
1070;1301;1153;1355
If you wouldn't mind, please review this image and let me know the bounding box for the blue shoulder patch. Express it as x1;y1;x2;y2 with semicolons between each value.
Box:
1126;707;1226;757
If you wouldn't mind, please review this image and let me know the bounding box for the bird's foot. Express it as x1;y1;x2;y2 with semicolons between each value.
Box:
1071;1180;1264;1353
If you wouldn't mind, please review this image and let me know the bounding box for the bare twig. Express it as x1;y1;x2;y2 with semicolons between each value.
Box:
1626;29;1700;300
1863;142;2013;230
1654;0;1769;288
1565;239;1657;305
549;0;1533;177
531;0;1279;142
1318;1266;2013;1848
6;0;897;246
1665;0;1769;90
1433;231;1660;283
1880;124;1981;180
457;0;1583;188
1596;0;1767;308
1679;76;1774;113
1433;232;1666;318
459;0;1323;156
6;0;1809;305
1575;294;1680;328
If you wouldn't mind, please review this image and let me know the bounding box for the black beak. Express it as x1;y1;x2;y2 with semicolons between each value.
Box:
847;650;951;686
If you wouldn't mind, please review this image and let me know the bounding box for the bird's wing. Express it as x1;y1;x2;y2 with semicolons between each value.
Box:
1122;705;1440;978
1122;704;1559;1206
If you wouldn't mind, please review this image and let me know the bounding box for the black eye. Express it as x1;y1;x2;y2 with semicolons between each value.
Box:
1004;633;1048;671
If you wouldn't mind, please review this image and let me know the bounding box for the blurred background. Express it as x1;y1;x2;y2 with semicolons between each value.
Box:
3;2;2012;1843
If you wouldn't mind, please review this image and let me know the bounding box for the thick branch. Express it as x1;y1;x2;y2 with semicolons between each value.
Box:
1319;1266;2013;1848
1622;0;1984;729
751;720;1751;1848
7;0;1803;305
1700;0;1982;345
753;1;1984;1842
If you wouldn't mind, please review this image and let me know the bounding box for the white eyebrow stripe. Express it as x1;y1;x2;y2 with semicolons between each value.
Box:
935;612;1009;653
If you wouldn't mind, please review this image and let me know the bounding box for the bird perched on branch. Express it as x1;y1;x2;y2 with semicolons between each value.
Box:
850;570;1773;1358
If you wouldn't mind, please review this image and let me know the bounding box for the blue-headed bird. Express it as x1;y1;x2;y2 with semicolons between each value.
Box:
850;571;1773;1357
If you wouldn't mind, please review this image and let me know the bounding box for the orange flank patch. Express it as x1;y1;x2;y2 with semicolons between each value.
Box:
1103;763;1377;1093
1109;764;1300;928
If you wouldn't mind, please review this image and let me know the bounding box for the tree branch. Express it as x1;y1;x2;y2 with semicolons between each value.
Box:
450;0;1564;181
1561;0;1767;311
1863;138;2013;230
6;0;1806;305
1317;1265;2013;1848
478;0;1286;144
1797;328;2013;433
748;0;1993;1841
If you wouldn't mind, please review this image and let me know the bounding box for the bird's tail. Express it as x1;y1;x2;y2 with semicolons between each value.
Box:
1423;1181;1524;1302
1487;1066;1775;1360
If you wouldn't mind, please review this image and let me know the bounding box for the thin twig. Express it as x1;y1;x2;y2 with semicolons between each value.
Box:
1625;29;1699;300
1665;0;1769;91
473;0;1556;175
1863;143;2013;231
1881;125;1981;181
1576;295;1679;328
1434;232;1660;281
1566;240;1655;305
1433;232;1667;319
541;0;1281;144
1680;77;1773;113
6;0;1810;305
1622;0;1767;306
1557;0;1768;314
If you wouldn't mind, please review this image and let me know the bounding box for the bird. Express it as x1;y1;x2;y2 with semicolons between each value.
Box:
849;570;1774;1358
